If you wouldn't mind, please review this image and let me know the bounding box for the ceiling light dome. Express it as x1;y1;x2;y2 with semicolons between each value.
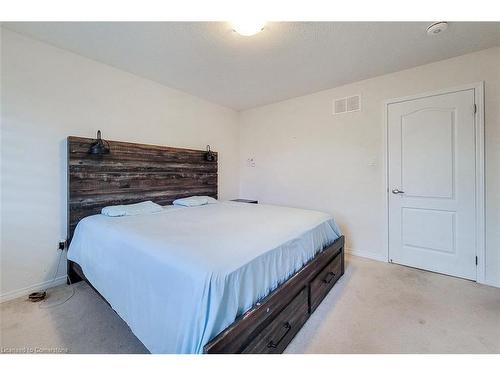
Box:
231;20;266;36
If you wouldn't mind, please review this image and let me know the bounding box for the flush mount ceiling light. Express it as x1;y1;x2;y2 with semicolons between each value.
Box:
426;22;448;36
231;20;266;36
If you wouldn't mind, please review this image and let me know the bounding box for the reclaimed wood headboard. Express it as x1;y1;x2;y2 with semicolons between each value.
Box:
67;136;217;240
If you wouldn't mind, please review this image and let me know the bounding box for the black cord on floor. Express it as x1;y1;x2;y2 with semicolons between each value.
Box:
28;249;75;308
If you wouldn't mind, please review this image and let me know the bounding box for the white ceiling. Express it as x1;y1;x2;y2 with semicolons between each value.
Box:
4;22;500;110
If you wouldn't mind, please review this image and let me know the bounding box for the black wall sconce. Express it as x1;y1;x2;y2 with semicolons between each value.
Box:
205;145;216;162
88;130;110;155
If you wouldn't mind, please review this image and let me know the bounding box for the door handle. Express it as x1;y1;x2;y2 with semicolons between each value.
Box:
392;189;405;194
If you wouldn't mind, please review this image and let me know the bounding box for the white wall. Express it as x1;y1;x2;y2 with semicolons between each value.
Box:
0;29;240;301
239;47;500;287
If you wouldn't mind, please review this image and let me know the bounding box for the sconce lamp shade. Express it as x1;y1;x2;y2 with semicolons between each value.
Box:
205;145;216;162
88;130;110;155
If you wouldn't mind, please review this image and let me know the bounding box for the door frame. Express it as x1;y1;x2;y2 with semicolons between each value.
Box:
382;82;485;283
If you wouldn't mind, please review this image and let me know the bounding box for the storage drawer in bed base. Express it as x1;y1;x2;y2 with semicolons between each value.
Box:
241;287;309;353
310;250;343;313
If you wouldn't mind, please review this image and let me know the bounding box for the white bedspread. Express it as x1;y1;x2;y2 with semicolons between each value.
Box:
67;201;341;353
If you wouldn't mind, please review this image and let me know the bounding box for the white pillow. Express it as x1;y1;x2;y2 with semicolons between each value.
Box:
101;201;163;217
172;196;218;207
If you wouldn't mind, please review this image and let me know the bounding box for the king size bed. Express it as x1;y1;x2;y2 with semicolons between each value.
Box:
66;136;345;354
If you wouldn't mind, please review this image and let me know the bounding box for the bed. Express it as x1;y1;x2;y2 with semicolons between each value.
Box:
66;136;345;354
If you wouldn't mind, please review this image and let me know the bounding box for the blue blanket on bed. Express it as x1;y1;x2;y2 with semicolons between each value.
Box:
68;202;341;353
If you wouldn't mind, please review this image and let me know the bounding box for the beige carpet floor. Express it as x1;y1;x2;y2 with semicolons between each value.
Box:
1;255;499;354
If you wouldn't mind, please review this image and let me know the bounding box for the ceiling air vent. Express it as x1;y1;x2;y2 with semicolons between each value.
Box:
333;95;361;115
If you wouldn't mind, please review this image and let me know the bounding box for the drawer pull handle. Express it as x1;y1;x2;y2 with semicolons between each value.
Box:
267;322;292;349
323;271;336;284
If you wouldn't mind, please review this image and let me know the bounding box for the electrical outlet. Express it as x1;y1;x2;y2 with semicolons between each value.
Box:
58;241;66;251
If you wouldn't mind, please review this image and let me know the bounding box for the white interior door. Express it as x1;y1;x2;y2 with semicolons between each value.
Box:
388;89;477;280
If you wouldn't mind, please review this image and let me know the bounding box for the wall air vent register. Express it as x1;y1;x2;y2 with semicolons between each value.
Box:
333;95;361;114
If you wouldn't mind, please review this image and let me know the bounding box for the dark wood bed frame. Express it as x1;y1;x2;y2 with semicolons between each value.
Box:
67;136;345;354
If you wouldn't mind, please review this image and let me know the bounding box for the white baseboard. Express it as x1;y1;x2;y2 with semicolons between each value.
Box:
345;247;388;262
0;275;67;303
482;279;500;288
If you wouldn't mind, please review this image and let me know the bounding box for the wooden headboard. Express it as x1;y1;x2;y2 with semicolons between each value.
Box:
67;136;217;240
